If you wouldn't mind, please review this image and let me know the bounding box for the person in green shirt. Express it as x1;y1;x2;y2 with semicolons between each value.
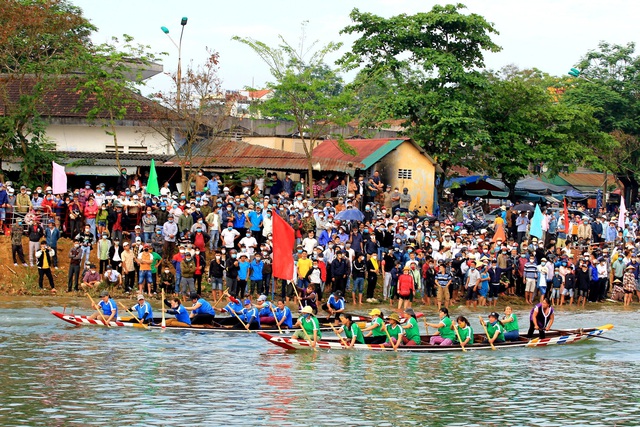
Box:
383;312;403;350
454;316;474;347
427;307;456;345
338;313;365;347
150;250;162;294
292;305;322;347
362;308;387;344
401;308;421;346
486;312;505;344
500;306;520;341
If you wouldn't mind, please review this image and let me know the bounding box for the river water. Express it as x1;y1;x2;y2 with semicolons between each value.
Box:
0;305;636;427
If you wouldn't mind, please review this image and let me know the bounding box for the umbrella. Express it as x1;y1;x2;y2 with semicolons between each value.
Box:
512;203;534;212
335;208;365;222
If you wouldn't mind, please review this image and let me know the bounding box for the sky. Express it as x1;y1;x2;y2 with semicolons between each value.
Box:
72;0;640;95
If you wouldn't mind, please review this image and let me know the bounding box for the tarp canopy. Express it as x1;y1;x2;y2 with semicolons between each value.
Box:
444;175;487;188
515;177;568;194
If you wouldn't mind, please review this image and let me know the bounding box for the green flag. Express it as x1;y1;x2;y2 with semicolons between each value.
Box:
147;158;160;196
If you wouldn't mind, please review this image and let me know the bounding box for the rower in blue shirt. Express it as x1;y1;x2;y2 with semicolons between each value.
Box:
130;294;153;324
321;290;345;325
275;299;293;329
216;293;244;326
164;297;191;326
90;290;118;324
186;292;216;325
255;294;273;318
238;299;260;330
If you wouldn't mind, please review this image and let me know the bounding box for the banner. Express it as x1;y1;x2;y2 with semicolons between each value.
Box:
271;212;294;280
147;159;160;196
529;204;543;239
619;196;627;230
51;162;67;194
563;198;569;236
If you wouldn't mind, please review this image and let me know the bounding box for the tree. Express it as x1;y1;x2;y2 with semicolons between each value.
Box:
480;67;612;197
563;41;640;202
338;4;501;197
0;0;94;186
74;35;161;172
151;49;233;195
233;23;354;195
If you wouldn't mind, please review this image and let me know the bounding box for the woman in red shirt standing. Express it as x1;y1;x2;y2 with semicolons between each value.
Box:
397;266;415;310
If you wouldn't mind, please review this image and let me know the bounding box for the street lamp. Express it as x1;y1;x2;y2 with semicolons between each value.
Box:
567;67;592;82
160;17;188;111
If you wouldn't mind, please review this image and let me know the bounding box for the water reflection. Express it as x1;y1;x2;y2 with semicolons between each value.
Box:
0;307;637;426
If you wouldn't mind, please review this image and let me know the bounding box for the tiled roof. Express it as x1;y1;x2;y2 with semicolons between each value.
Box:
247;89;271;99
559;169;618;189
0;75;172;121
174;140;362;173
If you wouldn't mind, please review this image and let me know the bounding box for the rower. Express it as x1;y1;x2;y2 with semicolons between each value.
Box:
164;297;191;327
130;294;153;324
361;308;387;344
400;308;421;346
186;292;216;325
383;312;403;350
89;290;118;324
427;308;456;345
274;299;293;329
454;316;474;347
337;313;365;347
237;299;260;330
526;297;555;339
292;305;322;348
485;312;505;345
217;293;244;325
321;290;345;325
499;306;520;341
255;294;274;324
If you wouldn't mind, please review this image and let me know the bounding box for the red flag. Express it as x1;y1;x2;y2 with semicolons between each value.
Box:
563;197;569;235
272;212;294;280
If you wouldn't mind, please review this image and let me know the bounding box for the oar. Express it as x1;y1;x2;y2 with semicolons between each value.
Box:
161;289;166;329
117;301;149;329
329;322;349;348
269;303;284;334
550;329;621;343
453;323;467;352
230;309;252;333
295;316;319;352
86;293;110;328
423;316;429;336
291;282;303;310
212;287;229;309
478;316;496;350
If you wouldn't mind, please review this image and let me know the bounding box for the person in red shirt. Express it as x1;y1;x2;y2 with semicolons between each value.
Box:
83;197;99;239
397;266;416;310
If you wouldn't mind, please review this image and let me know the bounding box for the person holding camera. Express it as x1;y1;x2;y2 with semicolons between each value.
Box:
36;240;56;292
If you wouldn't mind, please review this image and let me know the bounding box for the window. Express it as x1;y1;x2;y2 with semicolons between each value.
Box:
397;169;412;180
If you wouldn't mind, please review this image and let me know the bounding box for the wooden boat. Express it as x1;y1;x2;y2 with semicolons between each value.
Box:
51;310;423;334
257;324;615;352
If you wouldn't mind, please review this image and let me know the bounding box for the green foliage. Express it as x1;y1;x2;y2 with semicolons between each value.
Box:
235;168;265;181
338;4;501;176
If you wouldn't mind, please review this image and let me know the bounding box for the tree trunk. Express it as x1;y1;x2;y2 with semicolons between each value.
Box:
109;112;122;172
618;175;638;206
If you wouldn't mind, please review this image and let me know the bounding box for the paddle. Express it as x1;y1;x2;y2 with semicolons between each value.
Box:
230;308;252;333
478;316;496;351
295;315;319;352
269;303;284;334
161;289;166;329
212;287;229;309
550;329;621;343
329;323;350;348
117;301;149;330
291;282;304;310
86;293;110;328
423;317;429;336
453;322;467;352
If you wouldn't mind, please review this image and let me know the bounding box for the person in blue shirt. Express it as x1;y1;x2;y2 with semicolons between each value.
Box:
164;297;191;327
249;255;264;296
216;293;244;325
237;253;251;299
274;299;293;329
90;290;118;324
246;208;263;239
207;175;219;197
254;294;273;320
185;292;216;325
237;299;260;330
321;290;345;325
130;294;153;324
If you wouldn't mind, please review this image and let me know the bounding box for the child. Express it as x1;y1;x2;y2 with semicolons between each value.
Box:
299;284;318;314
551;268;562;306
561;267;575;306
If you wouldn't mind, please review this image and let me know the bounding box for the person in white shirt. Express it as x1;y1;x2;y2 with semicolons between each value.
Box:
239;231;258;256
221;224;240;249
302;230;318;254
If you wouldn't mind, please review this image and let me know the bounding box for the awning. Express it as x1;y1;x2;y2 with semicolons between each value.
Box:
444;175;487;188
65;166;121;176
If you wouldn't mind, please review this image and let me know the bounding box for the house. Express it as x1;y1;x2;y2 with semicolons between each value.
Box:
312;138;441;212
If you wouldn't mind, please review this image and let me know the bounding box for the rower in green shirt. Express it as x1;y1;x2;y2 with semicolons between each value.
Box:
338;313;365;347
384;312;404;350
486;312;505;344
292;306;322;348
500;306;520;341
362;308;387;344
454;315;474;346
401;308;421;346
427;307;456;345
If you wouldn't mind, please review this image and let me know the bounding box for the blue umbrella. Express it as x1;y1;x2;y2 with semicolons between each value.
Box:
335;208;365;222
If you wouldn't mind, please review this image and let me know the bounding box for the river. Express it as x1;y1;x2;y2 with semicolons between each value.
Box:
0;305;635;426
